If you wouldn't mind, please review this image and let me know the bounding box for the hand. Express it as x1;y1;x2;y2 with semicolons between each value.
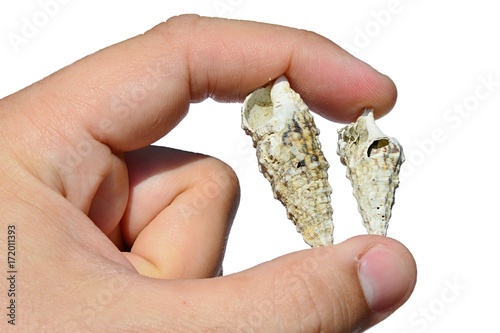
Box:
0;15;416;332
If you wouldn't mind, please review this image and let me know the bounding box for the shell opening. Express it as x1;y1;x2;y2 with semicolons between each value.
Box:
242;86;273;131
367;138;389;157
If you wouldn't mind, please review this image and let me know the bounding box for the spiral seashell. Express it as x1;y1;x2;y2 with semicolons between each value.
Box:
337;109;405;235
241;76;333;247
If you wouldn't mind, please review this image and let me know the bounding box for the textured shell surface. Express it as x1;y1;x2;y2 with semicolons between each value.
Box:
242;76;333;247
337;109;405;235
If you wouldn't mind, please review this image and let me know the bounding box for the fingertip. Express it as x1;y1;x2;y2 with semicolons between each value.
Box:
372;71;398;120
339;63;398;123
300;235;416;331
232;235;416;332
357;240;417;313
288;49;398;123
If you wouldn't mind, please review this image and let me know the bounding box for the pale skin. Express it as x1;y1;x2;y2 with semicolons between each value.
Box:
0;15;416;332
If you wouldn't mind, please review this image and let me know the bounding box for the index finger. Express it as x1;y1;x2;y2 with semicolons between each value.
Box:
4;15;396;152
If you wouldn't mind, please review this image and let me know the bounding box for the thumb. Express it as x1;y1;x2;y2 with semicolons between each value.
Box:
130;236;416;332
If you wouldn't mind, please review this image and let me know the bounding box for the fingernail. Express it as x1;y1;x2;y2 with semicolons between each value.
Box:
358;246;411;312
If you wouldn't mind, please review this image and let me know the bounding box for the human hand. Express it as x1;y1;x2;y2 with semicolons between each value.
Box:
0;15;416;332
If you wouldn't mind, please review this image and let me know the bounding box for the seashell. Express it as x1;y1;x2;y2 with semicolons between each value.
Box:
241;76;333;247
337;109;405;235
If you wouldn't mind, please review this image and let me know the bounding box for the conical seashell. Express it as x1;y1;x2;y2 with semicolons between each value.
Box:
242;76;333;247
337;109;405;235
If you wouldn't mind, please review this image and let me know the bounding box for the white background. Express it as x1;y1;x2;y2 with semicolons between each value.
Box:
1;1;499;332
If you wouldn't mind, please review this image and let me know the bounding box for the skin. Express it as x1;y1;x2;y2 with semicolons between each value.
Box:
0;15;416;332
